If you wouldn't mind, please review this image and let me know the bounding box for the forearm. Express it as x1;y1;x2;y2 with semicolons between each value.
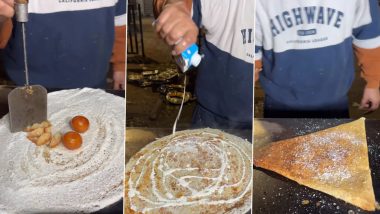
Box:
354;45;380;89
153;0;192;18
254;60;262;82
111;25;126;72
0;18;12;48
0;0;15;48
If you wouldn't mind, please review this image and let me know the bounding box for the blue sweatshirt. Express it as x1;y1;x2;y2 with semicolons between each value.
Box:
256;0;380;110
192;0;254;124
4;0;126;89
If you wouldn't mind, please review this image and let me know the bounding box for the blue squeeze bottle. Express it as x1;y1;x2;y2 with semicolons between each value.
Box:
174;44;202;72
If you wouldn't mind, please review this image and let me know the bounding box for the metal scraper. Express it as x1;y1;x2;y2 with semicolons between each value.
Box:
8;0;47;132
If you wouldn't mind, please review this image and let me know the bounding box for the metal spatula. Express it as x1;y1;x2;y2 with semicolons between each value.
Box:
8;0;47;132
8;86;47;132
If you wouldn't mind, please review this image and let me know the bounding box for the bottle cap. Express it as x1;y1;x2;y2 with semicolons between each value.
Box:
15;3;28;22
191;53;202;67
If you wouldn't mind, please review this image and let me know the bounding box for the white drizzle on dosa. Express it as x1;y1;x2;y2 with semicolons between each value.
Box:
126;129;252;213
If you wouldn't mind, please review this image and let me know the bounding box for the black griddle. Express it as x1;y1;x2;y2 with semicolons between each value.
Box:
253;118;380;214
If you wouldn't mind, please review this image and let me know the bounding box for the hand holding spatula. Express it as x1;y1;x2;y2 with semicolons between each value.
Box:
8;0;47;133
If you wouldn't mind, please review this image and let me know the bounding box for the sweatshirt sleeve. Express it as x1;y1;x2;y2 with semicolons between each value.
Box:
354;45;380;89
254;3;263;81
111;0;126;72
352;0;380;88
192;0;226;30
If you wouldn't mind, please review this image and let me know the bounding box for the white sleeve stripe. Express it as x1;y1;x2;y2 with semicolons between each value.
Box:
255;52;262;61
115;14;126;26
353;35;380;49
28;0;118;14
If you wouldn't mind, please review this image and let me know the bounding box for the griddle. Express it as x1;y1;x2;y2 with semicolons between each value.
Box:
253;118;380;214
0;88;124;214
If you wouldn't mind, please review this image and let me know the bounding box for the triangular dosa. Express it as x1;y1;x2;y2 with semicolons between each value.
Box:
254;118;376;211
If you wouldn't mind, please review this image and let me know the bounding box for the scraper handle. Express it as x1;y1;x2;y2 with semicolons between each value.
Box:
15;0;28;23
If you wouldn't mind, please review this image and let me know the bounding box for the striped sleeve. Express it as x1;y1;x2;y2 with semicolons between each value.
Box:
354;46;380;88
353;0;380;88
255;2;263;61
115;0;126;26
193;0;222;29
254;3;263;81
352;0;380;49
112;0;126;71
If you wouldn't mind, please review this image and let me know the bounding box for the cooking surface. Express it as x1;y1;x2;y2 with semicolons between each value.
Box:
0;88;124;214
253;118;380;214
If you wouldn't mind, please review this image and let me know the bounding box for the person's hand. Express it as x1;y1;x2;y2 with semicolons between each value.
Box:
0;0;14;23
360;88;380;111
154;1;198;55
113;70;125;90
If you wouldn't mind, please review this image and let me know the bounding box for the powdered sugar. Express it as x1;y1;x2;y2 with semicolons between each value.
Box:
0;88;124;213
309;131;361;146
292;131;360;183
319;168;351;182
